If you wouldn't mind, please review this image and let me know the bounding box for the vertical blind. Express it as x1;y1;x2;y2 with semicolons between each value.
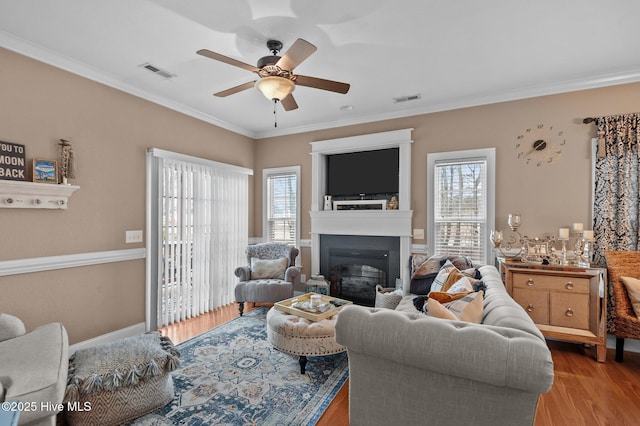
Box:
266;172;297;245
433;158;487;263
150;150;250;328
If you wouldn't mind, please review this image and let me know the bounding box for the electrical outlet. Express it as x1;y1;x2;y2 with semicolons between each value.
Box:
301;274;306;283
126;230;143;244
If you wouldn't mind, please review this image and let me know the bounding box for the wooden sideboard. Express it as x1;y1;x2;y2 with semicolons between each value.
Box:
501;259;607;362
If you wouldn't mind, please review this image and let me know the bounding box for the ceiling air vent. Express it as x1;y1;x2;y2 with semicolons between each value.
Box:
140;62;176;80
393;93;421;103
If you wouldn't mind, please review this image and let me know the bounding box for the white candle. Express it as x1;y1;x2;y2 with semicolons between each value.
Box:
572;223;583;233
559;228;570;239
310;294;322;307
583;230;594;241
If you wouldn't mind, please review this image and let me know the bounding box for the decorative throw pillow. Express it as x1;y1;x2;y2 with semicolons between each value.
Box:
426;291;484;323
250;257;288;280
429;260;460;293
428;290;472;304
425;298;458;321
411;255;443;278
620;276;640;318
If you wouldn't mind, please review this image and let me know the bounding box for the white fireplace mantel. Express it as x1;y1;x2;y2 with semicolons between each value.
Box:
309;128;414;290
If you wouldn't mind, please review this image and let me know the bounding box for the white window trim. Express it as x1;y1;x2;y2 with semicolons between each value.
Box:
427;148;496;265
262;165;301;257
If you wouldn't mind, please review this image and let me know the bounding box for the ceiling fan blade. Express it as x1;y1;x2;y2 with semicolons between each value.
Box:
197;49;259;73
214;81;256;97
276;38;317;71
294;75;350;94
281;94;299;111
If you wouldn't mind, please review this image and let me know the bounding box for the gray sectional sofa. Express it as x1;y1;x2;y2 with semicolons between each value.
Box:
335;264;554;426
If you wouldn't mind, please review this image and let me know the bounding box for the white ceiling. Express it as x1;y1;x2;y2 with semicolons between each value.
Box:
1;0;640;139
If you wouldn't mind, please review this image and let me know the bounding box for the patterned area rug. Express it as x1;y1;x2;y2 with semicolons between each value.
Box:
129;307;348;425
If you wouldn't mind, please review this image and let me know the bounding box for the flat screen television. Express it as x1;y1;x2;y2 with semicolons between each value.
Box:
326;148;399;197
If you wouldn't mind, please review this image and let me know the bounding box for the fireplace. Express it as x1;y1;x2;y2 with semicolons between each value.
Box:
309;129;414;296
320;234;400;306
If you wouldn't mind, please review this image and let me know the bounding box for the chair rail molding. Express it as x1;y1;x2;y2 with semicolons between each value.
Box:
0;248;146;276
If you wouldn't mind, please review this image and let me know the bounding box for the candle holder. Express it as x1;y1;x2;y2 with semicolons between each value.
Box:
559;238;569;265
491;213;524;258
572;231;583;265
577;238;594;267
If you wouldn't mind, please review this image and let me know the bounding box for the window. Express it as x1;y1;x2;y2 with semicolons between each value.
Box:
263;166;300;248
427;148;495;265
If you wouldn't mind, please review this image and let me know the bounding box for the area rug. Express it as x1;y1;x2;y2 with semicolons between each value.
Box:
129;307;348;426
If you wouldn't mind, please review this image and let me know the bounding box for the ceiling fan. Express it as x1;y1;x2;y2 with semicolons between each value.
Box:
197;38;350;112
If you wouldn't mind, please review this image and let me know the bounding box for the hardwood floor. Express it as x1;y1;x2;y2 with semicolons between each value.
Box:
160;303;640;426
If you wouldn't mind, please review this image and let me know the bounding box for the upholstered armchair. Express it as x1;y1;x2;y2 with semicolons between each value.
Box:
234;242;300;316
605;251;640;362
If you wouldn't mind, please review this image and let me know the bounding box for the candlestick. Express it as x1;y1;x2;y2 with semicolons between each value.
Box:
573;223;583;233
559;238;569;265
583;230;594;241
559;228;569;239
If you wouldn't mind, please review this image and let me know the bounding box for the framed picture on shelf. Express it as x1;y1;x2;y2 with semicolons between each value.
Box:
32;159;58;184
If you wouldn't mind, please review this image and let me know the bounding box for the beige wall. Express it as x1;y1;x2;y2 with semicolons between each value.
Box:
255;83;640;277
0;48;255;343
3;44;640;344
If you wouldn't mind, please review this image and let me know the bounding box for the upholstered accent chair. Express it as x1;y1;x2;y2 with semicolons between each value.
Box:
605;251;640;362
234;242;300;316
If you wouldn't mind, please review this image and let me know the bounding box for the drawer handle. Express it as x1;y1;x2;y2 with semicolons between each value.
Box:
526;278;534;286
526;304;534;313
565;308;574;317
565;282;574;290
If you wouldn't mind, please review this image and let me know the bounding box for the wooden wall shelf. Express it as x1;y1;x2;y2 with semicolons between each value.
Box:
0;180;79;209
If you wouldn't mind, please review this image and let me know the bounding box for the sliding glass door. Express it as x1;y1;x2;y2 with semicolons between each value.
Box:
146;149;251;329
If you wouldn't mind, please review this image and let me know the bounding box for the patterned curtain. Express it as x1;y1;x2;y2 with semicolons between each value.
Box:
593;113;640;264
592;113;640;330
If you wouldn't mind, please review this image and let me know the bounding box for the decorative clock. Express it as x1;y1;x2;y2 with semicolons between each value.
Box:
515;124;566;166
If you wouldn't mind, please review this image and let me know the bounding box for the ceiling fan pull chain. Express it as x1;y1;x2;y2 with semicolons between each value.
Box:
273;99;278;128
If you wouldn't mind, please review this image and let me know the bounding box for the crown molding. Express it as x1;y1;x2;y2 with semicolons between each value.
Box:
4;30;640;141
0;31;256;139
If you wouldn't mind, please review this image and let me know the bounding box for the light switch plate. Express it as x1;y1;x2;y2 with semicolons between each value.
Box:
126;230;143;243
413;228;425;240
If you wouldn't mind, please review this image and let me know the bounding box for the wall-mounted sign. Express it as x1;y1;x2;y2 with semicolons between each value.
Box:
0;141;26;181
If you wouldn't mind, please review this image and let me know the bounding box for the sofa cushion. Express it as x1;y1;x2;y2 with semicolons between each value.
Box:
0;313;26;342
250;257;288;280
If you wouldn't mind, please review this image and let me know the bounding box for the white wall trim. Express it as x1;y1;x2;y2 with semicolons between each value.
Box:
0;248;146;277
69;322;146;354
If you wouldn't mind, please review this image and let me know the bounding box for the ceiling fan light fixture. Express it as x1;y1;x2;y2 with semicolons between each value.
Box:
255;76;295;101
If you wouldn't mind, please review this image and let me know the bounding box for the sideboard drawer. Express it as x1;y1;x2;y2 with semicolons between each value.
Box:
512;273;590;293
513;288;549;325
550;292;590;329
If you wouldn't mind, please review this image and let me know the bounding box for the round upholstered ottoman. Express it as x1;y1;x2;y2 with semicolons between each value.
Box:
266;307;345;374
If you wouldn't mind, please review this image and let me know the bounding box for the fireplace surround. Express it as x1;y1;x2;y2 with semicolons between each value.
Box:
309;128;413;295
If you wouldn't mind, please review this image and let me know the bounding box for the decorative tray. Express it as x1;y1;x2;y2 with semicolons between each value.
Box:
274;292;353;322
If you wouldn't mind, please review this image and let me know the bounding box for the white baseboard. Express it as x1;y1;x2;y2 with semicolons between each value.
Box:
69;322;146;354
607;334;640;353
